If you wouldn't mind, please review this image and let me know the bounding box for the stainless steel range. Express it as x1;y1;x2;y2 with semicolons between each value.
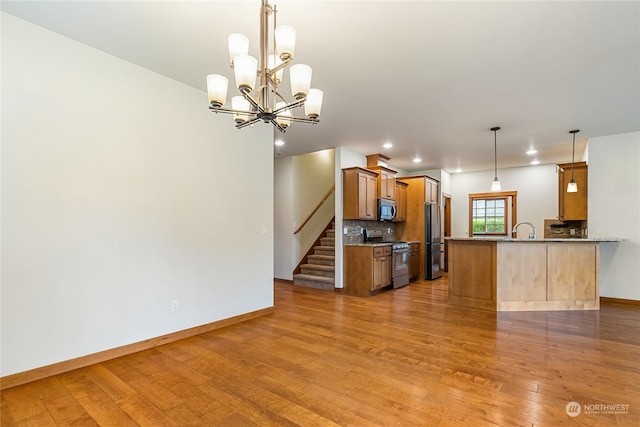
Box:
391;241;409;288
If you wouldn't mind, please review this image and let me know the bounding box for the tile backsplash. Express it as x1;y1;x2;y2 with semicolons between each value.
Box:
342;220;395;244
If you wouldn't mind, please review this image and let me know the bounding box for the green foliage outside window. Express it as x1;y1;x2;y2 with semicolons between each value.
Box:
472;198;506;234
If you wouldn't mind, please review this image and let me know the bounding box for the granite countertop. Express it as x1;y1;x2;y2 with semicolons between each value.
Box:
446;237;624;242
344;240;422;247
344;242;393;247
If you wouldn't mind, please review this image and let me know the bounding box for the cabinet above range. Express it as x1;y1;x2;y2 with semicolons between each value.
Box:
366;153;397;201
342;154;407;222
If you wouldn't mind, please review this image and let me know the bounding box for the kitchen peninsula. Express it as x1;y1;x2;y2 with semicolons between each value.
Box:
447;237;621;311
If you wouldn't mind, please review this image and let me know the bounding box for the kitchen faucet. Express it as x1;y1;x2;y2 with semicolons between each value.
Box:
512;222;536;239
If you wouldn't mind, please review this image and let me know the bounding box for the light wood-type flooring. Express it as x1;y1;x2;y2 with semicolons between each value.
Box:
2;277;639;426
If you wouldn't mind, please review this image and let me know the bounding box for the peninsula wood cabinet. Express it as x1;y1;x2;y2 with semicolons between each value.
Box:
343;245;392;296
448;238;601;311
343;167;378;220
558;161;588;221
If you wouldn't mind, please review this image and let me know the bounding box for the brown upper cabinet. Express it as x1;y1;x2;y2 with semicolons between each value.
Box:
557;161;588;220
366;154;397;200
393;180;408;222
425;176;439;205
343;167;378;220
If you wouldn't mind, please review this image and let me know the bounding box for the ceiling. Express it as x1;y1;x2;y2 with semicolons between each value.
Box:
2;1;639;173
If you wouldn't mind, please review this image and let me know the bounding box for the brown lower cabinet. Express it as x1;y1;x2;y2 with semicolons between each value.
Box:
343;245;392;296
408;242;420;280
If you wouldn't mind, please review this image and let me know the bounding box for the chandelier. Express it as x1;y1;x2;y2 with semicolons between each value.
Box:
206;0;323;132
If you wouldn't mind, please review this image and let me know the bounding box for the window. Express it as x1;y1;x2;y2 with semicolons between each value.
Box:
472;198;506;234
468;191;518;237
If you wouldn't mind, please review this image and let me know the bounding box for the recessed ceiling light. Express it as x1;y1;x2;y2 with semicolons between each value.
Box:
531;159;540;165
383;142;393;149
274;140;285;146
413;157;422;163
455;168;462;173
526;149;537;155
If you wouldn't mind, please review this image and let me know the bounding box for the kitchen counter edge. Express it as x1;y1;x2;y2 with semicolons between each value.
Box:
446;237;624;242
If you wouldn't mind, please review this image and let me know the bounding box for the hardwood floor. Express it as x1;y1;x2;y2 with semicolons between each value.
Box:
2;276;639;426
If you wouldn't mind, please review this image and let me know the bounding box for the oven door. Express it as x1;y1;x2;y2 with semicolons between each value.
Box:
392;248;410;288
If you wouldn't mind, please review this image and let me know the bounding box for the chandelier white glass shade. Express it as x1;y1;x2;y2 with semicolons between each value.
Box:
567;130;580;193
274;25;296;59
231;96;251;124
305;88;323;119
206;0;323;132
490;127;502;192
228;34;249;64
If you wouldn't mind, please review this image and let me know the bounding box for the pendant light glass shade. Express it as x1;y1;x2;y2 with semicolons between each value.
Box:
206;74;228;107
275;25;296;60
233;54;258;92
490;127;501;192
304;88;323;119
567;129;580;193
228;33;249;64
231;96;251;124
290;64;312;100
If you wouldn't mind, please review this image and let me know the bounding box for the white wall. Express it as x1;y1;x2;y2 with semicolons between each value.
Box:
589;132;640;300
274;157;294;280
450;164;558;237
1;13;274;376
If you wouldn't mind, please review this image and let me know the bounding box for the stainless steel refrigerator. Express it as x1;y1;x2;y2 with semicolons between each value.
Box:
424;202;443;280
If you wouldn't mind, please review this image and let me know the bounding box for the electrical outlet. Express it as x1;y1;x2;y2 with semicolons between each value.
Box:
344;227;348;235
171;299;179;312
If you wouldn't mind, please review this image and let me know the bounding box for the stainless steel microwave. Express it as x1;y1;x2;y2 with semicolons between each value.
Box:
377;199;396;221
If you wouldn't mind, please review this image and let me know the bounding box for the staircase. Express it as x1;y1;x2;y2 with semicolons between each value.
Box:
293;223;335;291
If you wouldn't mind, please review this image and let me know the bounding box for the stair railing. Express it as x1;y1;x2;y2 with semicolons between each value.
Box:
293;185;335;235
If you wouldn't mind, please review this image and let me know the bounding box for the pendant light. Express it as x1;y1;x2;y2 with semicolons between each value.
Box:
567;130;580;193
490;127;501;191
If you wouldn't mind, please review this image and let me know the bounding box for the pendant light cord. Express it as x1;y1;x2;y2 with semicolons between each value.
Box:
492;127;499;180
570;132;575;181
569;129;579;182
494;131;497;179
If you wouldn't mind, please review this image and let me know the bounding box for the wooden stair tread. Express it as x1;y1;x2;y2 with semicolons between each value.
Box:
293;274;335;283
301;264;334;271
